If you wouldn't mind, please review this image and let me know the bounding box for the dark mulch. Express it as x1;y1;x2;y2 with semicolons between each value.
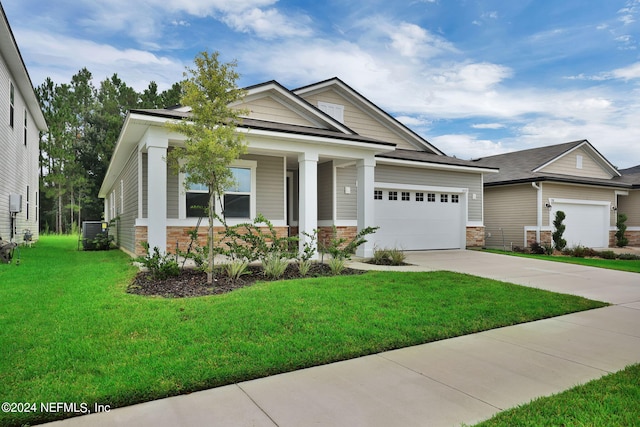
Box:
365;259;411;266
127;263;366;298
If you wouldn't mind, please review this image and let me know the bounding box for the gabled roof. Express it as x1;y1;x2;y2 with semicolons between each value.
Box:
293;77;444;155
237;80;357;135
473;140;628;188
0;4;47;131
616;165;640;187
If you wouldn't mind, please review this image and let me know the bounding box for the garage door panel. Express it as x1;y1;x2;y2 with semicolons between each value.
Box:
373;189;463;250
551;201;609;248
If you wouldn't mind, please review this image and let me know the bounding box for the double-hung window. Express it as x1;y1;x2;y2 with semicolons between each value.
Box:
184;162;255;219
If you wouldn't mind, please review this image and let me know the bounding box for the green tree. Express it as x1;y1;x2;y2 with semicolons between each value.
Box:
167;51;248;284
552;210;567;251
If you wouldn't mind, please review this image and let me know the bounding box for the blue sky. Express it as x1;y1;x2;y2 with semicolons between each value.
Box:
4;0;640;168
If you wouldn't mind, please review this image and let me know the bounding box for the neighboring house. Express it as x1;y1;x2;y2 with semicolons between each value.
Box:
473;140;639;249
616;165;640;246
99;78;497;258
0;4;47;243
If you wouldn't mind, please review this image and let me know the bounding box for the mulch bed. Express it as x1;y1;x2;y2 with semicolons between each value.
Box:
127;263;365;298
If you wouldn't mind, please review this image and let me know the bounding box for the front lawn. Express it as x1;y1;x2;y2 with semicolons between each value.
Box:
485;249;640;273
0;236;606;426
474;363;640;427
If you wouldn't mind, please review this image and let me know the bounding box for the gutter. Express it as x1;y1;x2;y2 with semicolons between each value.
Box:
532;182;542;243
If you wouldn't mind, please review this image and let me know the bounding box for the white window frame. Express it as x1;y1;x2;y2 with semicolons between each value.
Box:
110;190;116;220
179;159;257;224
576;154;583;169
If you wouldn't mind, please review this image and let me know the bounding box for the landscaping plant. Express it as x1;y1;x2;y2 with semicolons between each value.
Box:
137;242;180;280
552;210;567;251
616;213;629;247
296;229;318;277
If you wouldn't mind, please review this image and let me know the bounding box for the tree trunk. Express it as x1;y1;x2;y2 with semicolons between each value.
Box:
207;192;215;285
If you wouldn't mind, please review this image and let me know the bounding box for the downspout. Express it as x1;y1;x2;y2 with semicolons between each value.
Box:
531;182;542;243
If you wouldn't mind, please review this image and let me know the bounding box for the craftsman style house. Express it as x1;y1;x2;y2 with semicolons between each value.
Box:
99;78;497;257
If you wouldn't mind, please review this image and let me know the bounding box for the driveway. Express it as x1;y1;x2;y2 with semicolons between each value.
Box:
351;250;640;306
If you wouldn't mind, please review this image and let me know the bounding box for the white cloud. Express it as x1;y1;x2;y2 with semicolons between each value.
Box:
14;29;184;91
430;134;510;160
612;62;640;79
222;7;313;39
472;123;506;129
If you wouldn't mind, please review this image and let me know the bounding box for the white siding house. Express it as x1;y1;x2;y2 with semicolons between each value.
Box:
0;4;48;243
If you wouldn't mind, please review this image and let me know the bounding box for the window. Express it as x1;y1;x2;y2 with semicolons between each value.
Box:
23;109;27;145
35;192;38;221
26;186;29;220
415;192;424;202
388;191;398;201
185;166;254;219
185;177;209;218
374;190;382;200
9;82;14;128
451;194;459;203
441;194;448;203
317;101;345;123
110;191;116;220
224;167;251;218
576;155;583;169
401;191;410;201
427;193;435;202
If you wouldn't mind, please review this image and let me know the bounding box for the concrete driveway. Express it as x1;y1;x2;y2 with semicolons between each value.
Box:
352;249;640;306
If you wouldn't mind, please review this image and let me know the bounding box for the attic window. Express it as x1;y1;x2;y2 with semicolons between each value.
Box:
317;101;344;123
576;155;583;169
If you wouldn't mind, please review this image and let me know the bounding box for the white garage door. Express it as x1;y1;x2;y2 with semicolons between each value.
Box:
550;199;610;248
373;189;464;250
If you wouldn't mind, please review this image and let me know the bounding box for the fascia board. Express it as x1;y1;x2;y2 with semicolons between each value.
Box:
376;157;499;174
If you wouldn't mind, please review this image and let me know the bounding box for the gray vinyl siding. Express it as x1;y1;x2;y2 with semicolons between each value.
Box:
241;96;315;127
618;190;640;227
336;166;357;220
0;57;40;243
167;164;179;219
483;185;537;249
109;150;138;254
300;90;419;150
317;161;333;220
374;165;484;222
245;154;285;220
542;183;617;227
539;147;613;179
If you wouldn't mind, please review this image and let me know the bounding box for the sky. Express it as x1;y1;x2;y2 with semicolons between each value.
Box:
4;0;640;168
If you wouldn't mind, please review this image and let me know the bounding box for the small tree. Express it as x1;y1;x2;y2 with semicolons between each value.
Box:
552;210;567;251
616;213;629;248
167;51;248;284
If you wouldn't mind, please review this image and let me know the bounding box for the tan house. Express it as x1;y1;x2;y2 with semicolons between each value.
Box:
99;78;497;257
473;140;640;249
0;4;48;244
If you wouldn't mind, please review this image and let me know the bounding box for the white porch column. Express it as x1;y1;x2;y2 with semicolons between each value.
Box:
356;156;376;258
298;152;318;258
144;129;168;254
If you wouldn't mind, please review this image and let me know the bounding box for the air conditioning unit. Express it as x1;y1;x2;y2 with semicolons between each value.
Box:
9;194;22;213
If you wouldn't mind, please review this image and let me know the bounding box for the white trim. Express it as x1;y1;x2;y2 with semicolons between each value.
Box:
627;226;640;231
375;182;467;194
135;218;288;228
467;221;485;227
548;198;611;207
120;180;124;214
533;141;621;177
376;157;498;174
332;162;337;222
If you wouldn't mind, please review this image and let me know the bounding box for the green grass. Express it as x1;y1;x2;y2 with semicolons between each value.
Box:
485;249;640;273
474;364;640;427
0;236;607;426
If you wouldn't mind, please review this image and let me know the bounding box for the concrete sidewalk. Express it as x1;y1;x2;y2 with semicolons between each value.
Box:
44;251;640;427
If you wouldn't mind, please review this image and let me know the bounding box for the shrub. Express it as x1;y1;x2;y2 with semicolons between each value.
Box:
328;257;346;275
176;226;207;270
552;211;567;251
321;226;379;262
371;247;406;265
297;229;317;277
224;260;250;281
618;253;640;261
563;245;597;258
529;242;545;255
598;250;617;260
297;259;312;277
616;213;629;248
262;252;289;280
137;242;180;280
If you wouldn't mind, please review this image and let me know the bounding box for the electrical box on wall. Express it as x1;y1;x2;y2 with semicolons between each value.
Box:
9;193;22;213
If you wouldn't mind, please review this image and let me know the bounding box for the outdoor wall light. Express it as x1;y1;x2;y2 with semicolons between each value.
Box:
545;203;552;209
612;206;618;211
